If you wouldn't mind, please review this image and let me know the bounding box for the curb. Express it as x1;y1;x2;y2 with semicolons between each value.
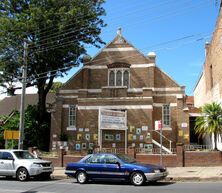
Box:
51;175;222;182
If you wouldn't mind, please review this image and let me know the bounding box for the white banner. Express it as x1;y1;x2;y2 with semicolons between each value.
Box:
99;109;127;130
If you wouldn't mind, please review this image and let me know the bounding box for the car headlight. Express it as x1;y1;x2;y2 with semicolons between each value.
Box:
32;163;42;167
154;169;160;173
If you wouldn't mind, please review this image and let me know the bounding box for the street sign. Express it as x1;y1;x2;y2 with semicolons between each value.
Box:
4;130;19;140
155;120;162;131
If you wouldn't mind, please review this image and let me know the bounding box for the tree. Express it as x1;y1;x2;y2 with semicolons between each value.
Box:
49;82;63;93
0;105;50;150
0;0;106;135
195;102;222;150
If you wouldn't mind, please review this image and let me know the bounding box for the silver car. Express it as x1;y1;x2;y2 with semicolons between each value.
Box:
0;149;54;181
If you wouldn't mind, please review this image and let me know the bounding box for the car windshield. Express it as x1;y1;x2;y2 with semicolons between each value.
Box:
13;151;35;159
116;154;136;163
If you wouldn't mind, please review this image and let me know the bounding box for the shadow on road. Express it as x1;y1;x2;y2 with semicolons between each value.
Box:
72;180;175;186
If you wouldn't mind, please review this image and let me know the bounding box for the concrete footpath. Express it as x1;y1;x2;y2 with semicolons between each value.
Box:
52;167;222;182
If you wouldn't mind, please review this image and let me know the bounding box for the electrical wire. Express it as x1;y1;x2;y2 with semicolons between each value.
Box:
30;0;206;50
29;0;211;53
29;32;212;82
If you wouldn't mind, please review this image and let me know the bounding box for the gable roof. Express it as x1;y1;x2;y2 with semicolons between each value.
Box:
0;93;55;116
89;29;149;66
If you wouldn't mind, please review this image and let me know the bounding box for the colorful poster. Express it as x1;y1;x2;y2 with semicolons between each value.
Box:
77;134;82;140
89;143;94;149
85;134;90;141
136;128;141;135
133;135;137;140
139;135;144;140
130;126;135;133
93;134;98;140
116;134;121;141
128;134;133;141
139;143;144;148
75;144;81;150
85;128;89;132
142;126;148;131
82;143;86;149
79;128;84;132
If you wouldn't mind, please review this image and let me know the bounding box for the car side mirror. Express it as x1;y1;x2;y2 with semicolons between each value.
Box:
115;161;121;167
8;157;14;161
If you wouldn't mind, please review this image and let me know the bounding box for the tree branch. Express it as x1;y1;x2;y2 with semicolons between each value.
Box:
45;75;55;94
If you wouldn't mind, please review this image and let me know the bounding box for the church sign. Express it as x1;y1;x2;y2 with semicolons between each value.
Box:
99;109;127;130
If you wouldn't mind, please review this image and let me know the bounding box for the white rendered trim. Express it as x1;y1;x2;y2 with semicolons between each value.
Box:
77;105;153;110
130;63;155;68
103;47;135;52
83;64;155;69
77;97;152;101
153;103;177;107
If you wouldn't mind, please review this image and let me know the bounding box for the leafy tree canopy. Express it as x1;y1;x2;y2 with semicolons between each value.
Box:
195;102;222;150
0;0;106;123
49;81;63;93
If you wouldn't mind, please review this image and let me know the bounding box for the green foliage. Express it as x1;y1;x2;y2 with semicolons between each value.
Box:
49;82;63;93
0;0;106;129
0;0;106;91
0;105;50;150
195;102;222;150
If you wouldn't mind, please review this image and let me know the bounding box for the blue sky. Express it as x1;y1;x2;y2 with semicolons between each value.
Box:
0;0;220;99
59;0;220;96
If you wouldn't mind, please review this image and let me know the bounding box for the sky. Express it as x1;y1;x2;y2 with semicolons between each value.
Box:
0;0;221;99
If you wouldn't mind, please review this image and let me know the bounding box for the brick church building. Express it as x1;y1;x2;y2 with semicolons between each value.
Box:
50;29;190;152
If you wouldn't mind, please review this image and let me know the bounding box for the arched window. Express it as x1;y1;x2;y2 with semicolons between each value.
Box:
116;71;122;86
123;70;129;86
109;71;115;86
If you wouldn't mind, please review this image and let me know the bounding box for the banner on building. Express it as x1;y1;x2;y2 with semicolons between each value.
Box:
99;109;127;130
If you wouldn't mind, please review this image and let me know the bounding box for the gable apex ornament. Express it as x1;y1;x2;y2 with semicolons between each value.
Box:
114;27;125;44
117;27;122;36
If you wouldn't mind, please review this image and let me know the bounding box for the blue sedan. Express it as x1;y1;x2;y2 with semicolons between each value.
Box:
65;153;168;186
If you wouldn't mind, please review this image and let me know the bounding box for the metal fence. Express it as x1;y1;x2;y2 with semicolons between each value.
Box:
135;147;177;155
184;145;213;151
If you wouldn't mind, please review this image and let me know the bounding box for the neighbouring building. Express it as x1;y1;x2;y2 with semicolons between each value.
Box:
0;93;55;117
194;3;222;107
194;3;222;150
50;29;190;153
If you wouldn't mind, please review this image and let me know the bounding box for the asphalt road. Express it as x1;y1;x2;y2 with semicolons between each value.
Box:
0;178;222;193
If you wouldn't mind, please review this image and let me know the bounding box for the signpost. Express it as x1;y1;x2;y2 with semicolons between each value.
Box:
155;120;163;166
4;130;19;149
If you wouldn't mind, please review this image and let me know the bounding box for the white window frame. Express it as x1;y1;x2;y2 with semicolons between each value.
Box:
108;68;130;87
67;105;76;130
162;104;171;127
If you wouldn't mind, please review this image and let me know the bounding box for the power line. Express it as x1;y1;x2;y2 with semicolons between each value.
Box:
30;0;176;44
30;0;211;53
28;32;211;82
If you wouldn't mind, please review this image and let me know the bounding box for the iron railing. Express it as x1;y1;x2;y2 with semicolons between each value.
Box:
184;145;213;151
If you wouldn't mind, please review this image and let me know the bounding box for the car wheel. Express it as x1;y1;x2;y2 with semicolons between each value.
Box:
76;171;87;184
130;172;145;186
16;168;29;181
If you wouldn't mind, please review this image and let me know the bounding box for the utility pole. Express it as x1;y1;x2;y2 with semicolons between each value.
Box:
160;122;163;166
18;40;28;149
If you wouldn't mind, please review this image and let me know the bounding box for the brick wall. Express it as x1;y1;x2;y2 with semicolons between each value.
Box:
43;146;222;167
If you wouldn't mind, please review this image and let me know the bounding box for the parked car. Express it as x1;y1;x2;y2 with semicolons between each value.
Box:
0;149;54;181
65;153;168;186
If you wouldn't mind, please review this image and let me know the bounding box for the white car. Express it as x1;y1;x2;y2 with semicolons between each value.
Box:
0;149;54;181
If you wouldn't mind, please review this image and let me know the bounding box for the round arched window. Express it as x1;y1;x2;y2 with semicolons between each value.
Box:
109;71;115;86
123;70;129;86
116;71;122;86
